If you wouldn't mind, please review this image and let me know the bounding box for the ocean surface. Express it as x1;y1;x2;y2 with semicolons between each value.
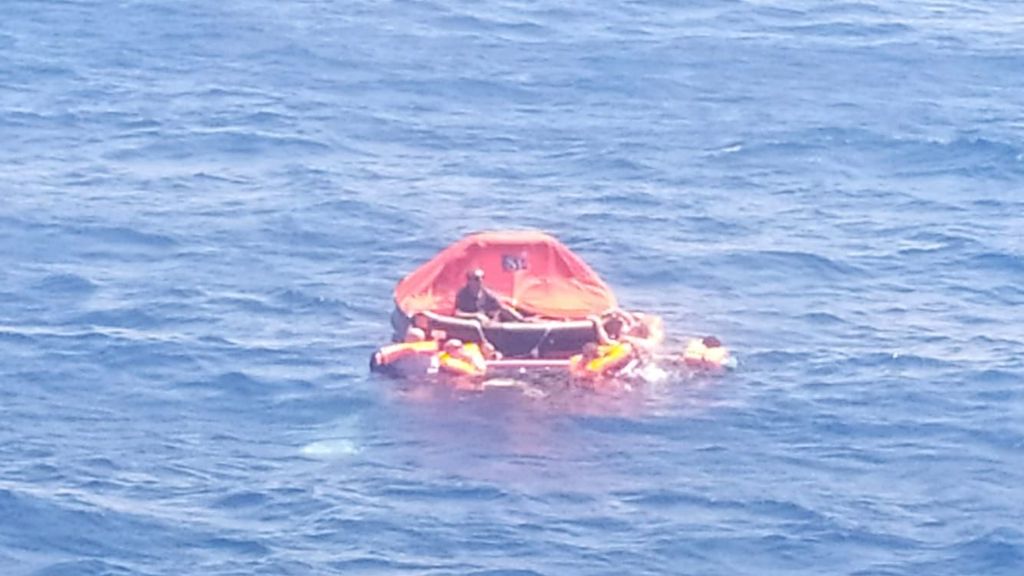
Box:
2;1;1023;574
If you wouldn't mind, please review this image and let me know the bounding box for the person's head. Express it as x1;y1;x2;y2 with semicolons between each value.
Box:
404;327;426;342
444;339;464;353
702;336;721;348
581;342;600;360
603;317;625;340
465;268;485;289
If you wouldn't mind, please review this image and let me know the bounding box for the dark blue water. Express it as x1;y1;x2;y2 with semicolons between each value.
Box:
2;1;1023;574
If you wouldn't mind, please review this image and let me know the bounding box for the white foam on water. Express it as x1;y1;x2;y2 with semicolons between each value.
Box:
300;439;362;458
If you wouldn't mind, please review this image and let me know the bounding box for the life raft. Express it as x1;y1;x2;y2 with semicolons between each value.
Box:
389;230;642;359
372;230;686;379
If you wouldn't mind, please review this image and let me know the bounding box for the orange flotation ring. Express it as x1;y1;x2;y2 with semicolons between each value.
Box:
568;342;635;379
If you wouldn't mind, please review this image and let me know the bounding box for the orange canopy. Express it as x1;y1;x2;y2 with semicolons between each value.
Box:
394;231;618;320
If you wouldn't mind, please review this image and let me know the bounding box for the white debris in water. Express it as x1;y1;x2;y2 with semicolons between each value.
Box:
300;439;362;457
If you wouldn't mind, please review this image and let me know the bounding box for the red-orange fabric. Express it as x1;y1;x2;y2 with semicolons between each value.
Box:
394;231;618;319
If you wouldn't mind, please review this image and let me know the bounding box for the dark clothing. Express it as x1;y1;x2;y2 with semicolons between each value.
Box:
455;285;501;315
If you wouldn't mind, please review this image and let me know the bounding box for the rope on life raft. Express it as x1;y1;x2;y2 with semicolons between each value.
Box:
527;326;553;359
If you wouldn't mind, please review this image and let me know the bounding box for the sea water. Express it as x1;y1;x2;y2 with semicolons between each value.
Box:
1;1;1022;574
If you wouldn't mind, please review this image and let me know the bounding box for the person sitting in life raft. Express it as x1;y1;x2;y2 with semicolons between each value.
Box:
437;338;488;377
455;268;525;322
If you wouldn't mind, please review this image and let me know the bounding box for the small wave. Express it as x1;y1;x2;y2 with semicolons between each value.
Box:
204;536;270;557
946;528;1024;575
747;350;816;366
704;142;744;156
211;491;268;510
861;351;954;370
0;109;78;130
0;486;188;561
300;439;362;457
811;2;890;17
208;294;283;315
969;252;1024;277
460;565;548;569
616;488;711;509
329;557;468;574
975;369;1022;388
377;481;507;502
724;249;864;282
436;11;549;38
269;288;350;314
31;559;134;576
724;128;1024;180
70;308;162;330
262;216;338;248
211;371;264;393
799;311;851;326
33;273;98;295
177;370;288;401
893;136;1024;179
971;427;1024;452
73;224;179;249
104;130;331;162
766;16;912;41
897;231;983;256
